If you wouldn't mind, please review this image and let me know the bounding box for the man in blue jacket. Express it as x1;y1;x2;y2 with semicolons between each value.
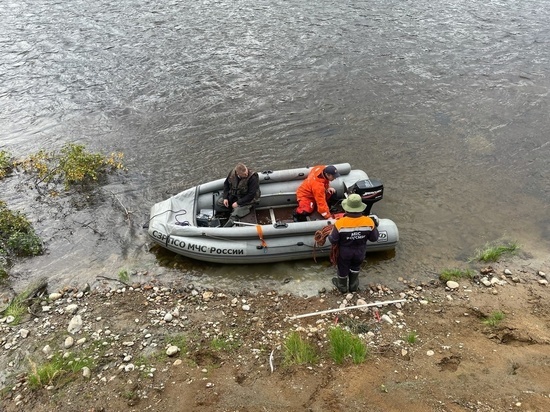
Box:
328;194;379;293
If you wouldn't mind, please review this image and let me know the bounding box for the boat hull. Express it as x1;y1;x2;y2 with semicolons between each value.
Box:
147;163;399;264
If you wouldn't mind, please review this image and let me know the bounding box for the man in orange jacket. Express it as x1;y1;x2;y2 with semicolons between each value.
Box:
294;165;340;221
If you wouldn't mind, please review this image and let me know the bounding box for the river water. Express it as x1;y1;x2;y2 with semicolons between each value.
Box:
1;0;549;295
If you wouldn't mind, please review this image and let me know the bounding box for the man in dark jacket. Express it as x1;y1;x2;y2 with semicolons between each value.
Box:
328;193;379;293
216;163;260;227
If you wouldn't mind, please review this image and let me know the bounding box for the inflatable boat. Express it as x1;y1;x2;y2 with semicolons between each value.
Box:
147;163;399;264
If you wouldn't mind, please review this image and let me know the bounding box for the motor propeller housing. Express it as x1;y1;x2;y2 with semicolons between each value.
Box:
346;179;384;215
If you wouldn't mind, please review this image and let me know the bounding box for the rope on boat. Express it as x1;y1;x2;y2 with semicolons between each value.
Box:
313;225;338;265
256;225;268;251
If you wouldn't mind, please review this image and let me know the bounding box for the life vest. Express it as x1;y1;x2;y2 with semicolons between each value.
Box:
227;168;260;205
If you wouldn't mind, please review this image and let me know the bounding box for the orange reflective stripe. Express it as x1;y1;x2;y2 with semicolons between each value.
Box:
256;225;268;248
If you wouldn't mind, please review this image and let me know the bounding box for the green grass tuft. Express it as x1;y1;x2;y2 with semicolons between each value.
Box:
283;331;318;365
404;331;419;345
2;287;35;325
165;334;187;354
439;268;474;282
210;337;240;352
328;327;369;365
27;353;94;390
482;311;505;327
118;269;130;283
472;242;519;262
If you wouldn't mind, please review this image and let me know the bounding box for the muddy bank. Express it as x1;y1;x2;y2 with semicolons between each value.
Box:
1;254;549;411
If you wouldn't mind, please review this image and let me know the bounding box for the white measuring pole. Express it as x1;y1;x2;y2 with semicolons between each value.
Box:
288;299;407;320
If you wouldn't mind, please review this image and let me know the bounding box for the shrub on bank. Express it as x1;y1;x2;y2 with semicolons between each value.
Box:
0;143;126;278
17;143;125;193
0;200;43;259
0;150;14;179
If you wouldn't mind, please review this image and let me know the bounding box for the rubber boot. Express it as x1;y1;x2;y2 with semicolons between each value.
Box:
348;270;360;292
331;276;348;294
293;211;308;222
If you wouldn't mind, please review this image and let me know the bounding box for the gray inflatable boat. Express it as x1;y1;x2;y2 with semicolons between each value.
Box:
147;163;399;264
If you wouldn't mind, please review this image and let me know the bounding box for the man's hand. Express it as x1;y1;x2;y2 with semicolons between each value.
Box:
327;187;336;195
223;199;229;207
231;201;239;209
369;214;380;227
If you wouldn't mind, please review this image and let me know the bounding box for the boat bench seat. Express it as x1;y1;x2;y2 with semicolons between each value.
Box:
257;192;297;209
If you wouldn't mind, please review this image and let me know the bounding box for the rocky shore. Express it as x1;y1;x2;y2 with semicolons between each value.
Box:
1;257;549;412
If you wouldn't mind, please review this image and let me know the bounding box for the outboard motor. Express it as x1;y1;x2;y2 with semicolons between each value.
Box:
347;179;384;215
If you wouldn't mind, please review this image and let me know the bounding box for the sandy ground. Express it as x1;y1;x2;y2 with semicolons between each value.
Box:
1;255;549;412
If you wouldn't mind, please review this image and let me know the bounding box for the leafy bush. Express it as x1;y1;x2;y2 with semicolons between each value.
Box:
0;264;7;280
0;200;43;258
0;150;13;179
18;143;125;191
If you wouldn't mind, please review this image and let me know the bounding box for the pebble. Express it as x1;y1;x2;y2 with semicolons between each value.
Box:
446;281;459;290
82;367;91;379
166;345;180;356
356;299;368;311
381;314;393;324
65;304;79;314
426;350;435;356
538;279;548;286
67;315;83;334
64;336;74;349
